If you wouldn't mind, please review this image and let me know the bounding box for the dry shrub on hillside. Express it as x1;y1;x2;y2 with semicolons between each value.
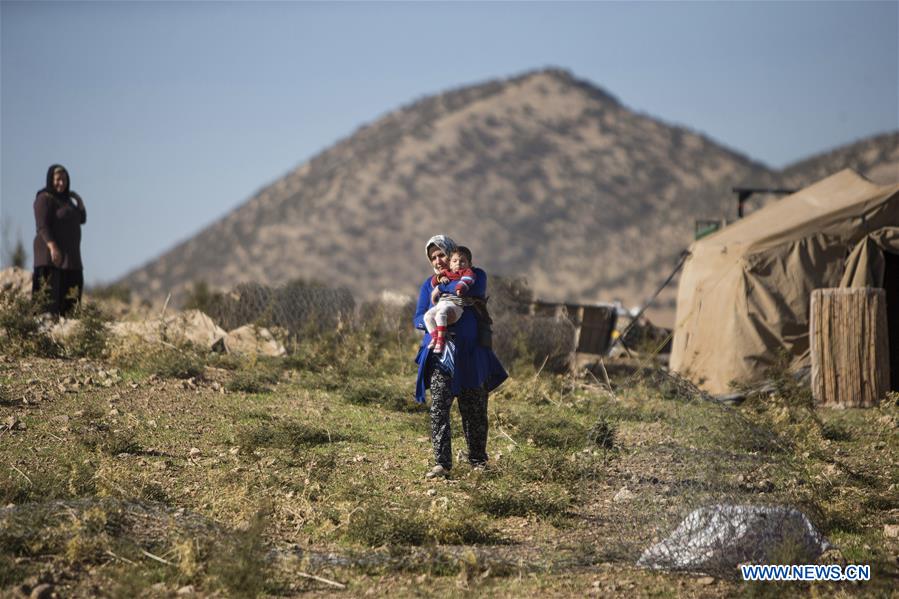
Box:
109;339;205;380
487;275;533;315
87;283;132;305
489;276;576;373
65;301;112;359
492;313;577;373
0;287;58;357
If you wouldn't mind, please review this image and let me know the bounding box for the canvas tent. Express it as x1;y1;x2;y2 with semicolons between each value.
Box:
670;169;899;395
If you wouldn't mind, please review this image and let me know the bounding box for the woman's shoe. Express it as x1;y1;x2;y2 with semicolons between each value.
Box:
425;465;449;479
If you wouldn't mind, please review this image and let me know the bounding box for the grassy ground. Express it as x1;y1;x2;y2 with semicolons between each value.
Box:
0;325;897;597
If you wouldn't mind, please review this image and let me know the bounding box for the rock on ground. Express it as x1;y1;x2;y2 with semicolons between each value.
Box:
637;504;830;575
224;324;286;357
111;309;226;350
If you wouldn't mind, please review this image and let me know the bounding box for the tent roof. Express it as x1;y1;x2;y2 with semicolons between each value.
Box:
695;169;895;254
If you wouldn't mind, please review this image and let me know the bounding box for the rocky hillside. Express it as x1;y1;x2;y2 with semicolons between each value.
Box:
780;131;899;188
120;68;898;326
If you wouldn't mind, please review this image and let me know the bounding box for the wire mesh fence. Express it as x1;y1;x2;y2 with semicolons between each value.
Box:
186;280;356;339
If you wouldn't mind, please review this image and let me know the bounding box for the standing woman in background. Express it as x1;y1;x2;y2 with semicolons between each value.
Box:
33;164;86;317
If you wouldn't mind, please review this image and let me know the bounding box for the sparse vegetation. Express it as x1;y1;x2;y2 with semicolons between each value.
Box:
226;360;280;393
111;343;205;380
207;509;274;597
470;479;572;518
234;419;349;455
489;276;577;374
344;498;500;547
342;378;422;412
66;301;112;358
11;240;27;270
182;279;222;316
588;415;616;449
73;407;142;456
0;289;896;596
87;283;132;304
0;287;59;357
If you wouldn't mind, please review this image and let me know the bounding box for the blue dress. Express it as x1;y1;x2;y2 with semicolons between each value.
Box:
413;267;508;403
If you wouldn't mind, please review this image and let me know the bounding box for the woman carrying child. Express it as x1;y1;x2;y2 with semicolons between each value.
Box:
413;235;507;479
423;244;477;354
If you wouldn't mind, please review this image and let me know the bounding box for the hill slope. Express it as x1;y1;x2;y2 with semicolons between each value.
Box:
780;131;899;188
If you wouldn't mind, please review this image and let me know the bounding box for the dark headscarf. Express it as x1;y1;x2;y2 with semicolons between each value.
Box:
42;164;70;198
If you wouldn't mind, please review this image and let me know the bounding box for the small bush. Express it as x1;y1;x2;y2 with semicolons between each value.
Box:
88;283;132;304
235;420;347;454
182;279;225;316
0;288;58;357
512;411;587;450
282;332;343;374
342;379;421;412
283;449;339;497
344;500;500;547
0;553;25;587
488;275;534;315
10;239;27;269
227;364;280;394
588;415;616;449
771;364;814;411
0;500;63;557
821;421;852;442
497;375;570;406
208;509;272;597
346;502;430;546
632;367;711;403
125;346;205;380
487;275;574;372
428;506;501;545
501;447;584;484
66;301;112;358
492;313;576;374
64;504;115;564
74;410;142;456
66;459;98;497
357;297;415;337
206;351;244;371
470;480;571;518
0;466;65;506
602;400;667;423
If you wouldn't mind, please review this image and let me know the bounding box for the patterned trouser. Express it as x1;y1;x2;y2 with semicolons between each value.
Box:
429;367;489;469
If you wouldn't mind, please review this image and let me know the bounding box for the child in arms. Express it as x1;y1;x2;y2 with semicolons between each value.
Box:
424;246;476;354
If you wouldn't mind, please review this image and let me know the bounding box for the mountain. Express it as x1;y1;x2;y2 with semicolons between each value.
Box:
120;68;898;326
780;131;899;188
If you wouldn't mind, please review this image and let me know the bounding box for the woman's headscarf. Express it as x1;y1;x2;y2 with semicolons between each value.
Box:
425;235;457;262
42;164;70;197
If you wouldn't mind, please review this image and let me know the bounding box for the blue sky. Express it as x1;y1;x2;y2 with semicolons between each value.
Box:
2;1;897;284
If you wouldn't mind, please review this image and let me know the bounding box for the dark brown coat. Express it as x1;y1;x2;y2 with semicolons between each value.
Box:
33;190;86;270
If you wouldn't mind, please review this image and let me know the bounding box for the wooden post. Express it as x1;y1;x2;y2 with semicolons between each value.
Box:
810;288;890;408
